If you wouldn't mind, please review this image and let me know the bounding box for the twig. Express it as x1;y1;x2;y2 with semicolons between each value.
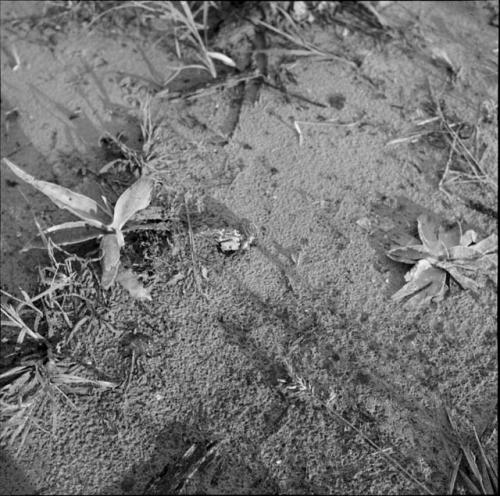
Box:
438;133;457;203
293;120;303;146
184;196;203;297
252;18;358;69
262;80;327;108
122;349;136;395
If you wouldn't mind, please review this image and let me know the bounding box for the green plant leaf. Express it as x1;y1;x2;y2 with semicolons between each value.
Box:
100;234;121;289
3;158;111;228
21;221;106;251
111;176;154;232
392;259;447;306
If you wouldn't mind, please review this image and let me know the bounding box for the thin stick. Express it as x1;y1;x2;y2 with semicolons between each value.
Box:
439;133;457;202
184;196;203;297
122;350;136;395
262;80;327;108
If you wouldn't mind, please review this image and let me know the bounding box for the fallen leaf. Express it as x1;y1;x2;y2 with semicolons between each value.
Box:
207;51;237;68
387;245;432;264
356;217;372;231
435;262;482;292
166;273;185;286
417;214;442;255
438;223;461;249
460;229;477;247
391;259;447;306
116;268;152;301
101;234;121;289
216;229;243;253
472;234;497;255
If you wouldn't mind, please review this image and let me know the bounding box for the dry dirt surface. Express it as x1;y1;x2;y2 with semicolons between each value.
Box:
0;1;498;495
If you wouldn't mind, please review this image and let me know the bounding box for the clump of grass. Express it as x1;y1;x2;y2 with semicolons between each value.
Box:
87;1;235;79
99;95;169;179
387;81;497;198
1;257;116;456
439;407;498;495
248;3;358;69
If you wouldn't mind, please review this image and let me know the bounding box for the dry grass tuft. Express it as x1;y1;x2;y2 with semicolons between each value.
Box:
439;406;498;495
0;255;116;456
387;80;497;200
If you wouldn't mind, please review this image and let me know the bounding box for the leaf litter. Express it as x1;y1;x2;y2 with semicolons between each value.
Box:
387;214;497;306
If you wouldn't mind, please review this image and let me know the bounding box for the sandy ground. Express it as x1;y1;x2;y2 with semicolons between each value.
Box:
0;1;498;494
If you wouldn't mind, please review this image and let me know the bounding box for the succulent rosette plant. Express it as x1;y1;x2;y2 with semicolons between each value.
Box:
386;214;497;306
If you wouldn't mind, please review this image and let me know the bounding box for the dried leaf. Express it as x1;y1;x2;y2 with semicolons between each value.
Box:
471;234;497;255
417;214;442;255
356;217;372;231
166;273;185;286
216;229;243;252
207;51;237;68
386;245;430;264
116;268;152;301
100;234;121;289
392;259;447;306
112;176;154;232
448;246;484;261
436;262;482;292
3;158;111;227
22;221;106;251
460;229;478;247
438;223;461;249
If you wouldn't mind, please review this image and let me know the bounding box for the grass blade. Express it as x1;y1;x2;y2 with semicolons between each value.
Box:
22;221;106;251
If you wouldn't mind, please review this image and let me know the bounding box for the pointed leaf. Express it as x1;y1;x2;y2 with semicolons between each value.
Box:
438;223;460;249
417;214;442;255
460;229;477;247
461;446;486;494
448;246;484;261
22;221;105;251
111;177;154;232
207;51;237;68
392;259;447;306
386;245;430;264
116;268;152;301
445;257;496;273
100;234;121;289
472;234;497;255
436;262;482;292
3;158;111;227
